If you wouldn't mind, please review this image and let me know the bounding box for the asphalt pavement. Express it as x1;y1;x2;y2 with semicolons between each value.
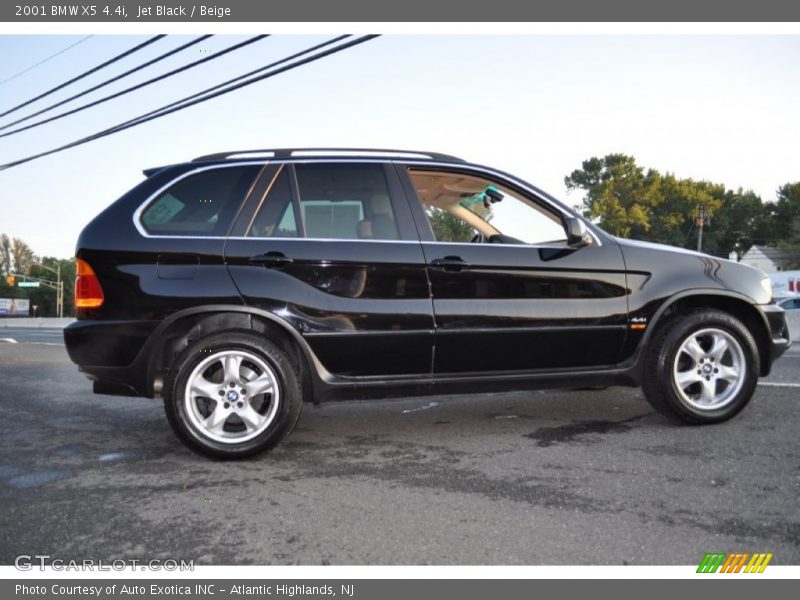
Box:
0;330;798;565
0;327;64;344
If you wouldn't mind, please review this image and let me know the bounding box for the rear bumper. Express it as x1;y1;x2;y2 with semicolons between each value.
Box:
64;319;159;397
64;319;158;366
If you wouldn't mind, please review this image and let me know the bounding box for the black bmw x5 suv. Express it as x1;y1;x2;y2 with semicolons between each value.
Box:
65;148;791;458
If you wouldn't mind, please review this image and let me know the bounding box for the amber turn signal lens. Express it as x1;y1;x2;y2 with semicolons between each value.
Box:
75;258;104;309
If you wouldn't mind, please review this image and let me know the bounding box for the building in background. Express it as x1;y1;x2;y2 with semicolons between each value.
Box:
736;245;800;298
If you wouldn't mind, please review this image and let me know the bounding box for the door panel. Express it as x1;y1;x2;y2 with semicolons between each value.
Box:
423;241;629;373
225;162;434;377
226;239;433;376
395;162;629;375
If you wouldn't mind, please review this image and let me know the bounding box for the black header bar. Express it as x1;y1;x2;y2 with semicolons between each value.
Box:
3;0;800;22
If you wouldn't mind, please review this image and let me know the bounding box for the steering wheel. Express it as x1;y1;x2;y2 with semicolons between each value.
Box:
469;232;486;244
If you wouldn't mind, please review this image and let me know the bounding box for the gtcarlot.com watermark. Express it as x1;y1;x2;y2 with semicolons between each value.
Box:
14;554;194;572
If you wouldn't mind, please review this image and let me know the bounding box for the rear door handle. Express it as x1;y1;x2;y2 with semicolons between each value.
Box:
430;256;469;271
249;251;294;267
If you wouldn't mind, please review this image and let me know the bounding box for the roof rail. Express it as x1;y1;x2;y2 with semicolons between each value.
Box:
191;148;465;163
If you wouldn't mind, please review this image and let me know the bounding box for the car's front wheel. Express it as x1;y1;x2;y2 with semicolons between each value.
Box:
642;309;759;424
163;331;303;459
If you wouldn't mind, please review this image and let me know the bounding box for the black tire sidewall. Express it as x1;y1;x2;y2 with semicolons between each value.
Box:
164;331;302;459
655;311;759;423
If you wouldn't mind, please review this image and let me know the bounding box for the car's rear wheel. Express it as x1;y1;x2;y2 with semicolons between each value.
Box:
163;331;303;459
642;309;759;424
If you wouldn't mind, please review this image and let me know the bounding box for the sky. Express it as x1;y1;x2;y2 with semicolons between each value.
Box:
0;34;798;258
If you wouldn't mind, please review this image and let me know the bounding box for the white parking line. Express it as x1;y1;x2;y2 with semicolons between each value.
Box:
759;382;800;388
0;338;18;344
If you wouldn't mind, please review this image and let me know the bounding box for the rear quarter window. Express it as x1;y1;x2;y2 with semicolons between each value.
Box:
141;166;260;236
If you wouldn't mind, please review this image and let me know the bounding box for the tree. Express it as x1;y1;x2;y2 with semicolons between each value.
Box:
564;154;776;254
702;189;771;256
424;193;493;243
647;175;723;248
766;182;800;269
0;234;11;276
564;154;663;238
772;182;800;243
25;257;76;317
0;236;77;316
426;207;476;243
10;237;35;275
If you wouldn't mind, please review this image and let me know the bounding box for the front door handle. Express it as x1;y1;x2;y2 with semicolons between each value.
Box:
249;251;294;268
430;256;469;271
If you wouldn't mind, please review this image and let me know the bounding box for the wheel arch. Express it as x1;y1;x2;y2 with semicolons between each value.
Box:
639;291;772;377
141;305;327;401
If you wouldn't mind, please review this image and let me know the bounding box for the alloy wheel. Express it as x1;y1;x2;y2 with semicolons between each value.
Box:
183;350;280;444
672;327;746;411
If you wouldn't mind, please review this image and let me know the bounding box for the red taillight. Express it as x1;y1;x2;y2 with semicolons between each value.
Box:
75;258;104;309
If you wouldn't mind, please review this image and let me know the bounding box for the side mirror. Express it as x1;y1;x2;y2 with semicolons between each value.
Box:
565;217;592;248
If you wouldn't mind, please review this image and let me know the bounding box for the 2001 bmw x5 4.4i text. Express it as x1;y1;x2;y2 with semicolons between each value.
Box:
64;149;792;458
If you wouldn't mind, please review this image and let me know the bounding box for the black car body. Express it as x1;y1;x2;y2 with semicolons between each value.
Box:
64;149;791;458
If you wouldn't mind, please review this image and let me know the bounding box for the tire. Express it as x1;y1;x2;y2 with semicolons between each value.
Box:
641;309;759;424
163;331;303;459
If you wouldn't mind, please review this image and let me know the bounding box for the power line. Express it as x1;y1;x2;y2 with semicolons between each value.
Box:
62;35;379;155
0;35;213;132
112;35;350;132
98;35;368;139
0;35;94;88
0;35;166;119
0;35;267;139
0;35;380;171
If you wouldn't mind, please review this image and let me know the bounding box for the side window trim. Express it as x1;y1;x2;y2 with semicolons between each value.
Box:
382;163;420;242
393;162;436;243
286;165;307;238
228;163;279;237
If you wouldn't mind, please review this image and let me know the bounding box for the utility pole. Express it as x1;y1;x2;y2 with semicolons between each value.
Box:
15;263;63;317
696;205;707;252
56;263;62;318
31;260;63;318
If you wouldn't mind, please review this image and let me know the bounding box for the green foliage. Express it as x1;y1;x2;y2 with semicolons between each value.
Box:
0;234;75;317
564;154;663;238
565;155;799;257
702;189;773;254
426;207;475;243
565;154;724;243
0;234;11;276
27;257;76;317
772;182;800;244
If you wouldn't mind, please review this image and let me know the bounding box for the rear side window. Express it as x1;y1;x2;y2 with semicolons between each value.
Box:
247;163;400;240
141;166;259;236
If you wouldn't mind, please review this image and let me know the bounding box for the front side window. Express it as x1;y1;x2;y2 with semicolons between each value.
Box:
247;163;400;241
408;168;566;245
141;166;259;236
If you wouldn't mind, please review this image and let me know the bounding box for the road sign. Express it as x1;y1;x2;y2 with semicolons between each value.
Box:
17;282;40;288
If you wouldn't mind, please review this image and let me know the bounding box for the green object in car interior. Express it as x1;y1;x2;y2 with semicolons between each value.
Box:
460;185;504;209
